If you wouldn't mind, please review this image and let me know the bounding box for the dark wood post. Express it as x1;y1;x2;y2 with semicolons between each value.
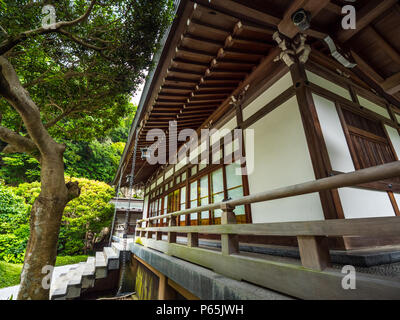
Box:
187;232;199;247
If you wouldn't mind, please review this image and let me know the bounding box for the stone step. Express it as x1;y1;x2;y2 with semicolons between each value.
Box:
95;251;107;279
82;257;96;289
65;264;85;299
50;272;69;300
50;243;126;300
112;242;124;254
103;247;119;270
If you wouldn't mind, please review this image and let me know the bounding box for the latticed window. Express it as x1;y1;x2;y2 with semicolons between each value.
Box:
340;107;400;191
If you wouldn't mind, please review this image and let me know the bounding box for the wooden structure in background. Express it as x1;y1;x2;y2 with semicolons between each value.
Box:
112;0;400;299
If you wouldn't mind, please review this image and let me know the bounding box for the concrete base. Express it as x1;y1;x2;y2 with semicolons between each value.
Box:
131;244;292;300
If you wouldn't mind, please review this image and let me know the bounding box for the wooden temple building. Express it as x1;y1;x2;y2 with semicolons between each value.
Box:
106;0;400;300
109;198;143;239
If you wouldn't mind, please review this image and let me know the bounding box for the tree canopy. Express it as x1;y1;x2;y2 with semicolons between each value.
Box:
0;0;172;146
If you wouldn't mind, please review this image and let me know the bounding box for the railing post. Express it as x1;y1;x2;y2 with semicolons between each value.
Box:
146;220;153;239
297;236;331;271
167;216;177;243
187;232;199;247
220;203;239;255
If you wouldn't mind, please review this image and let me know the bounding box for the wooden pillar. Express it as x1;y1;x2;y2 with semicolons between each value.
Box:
291;60;344;221
220;203;239;255
187;232;199;247
297;236;331;271
167;217;177;243
158;274;176;300
156;231;162;241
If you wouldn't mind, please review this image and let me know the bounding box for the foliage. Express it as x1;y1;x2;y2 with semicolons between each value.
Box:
0;110;135;185
0;0;174;142
0;153;41;186
59;177;115;255
0;183;29;234
0;178;115;262
63;139;126;183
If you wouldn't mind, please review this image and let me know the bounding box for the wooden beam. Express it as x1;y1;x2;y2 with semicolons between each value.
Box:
337;0;398;43
297;236;331;270
188;18;230;38
197;0;280;27
381;72;400;95
167;279;200;300
325;2;342;15
367;27;400;66
278;0;331;38
350;50;385;83
142;216;400;240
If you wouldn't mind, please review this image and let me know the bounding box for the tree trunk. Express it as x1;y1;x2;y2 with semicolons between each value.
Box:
17;153;67;300
0;56;80;299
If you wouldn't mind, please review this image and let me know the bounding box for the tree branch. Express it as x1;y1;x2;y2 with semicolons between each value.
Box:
0;56;60;155
0;0;97;55
57;28;106;52
0;125;40;159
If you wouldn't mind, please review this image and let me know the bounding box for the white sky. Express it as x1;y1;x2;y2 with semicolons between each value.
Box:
130;81;145;106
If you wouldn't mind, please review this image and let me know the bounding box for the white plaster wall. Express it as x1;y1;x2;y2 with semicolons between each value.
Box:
385;125;400;158
246;96;325;223
306;70;352;101
243;72;293;121
357;95;390;119
338;188;395;219
312;94;395;219
313;94;355;173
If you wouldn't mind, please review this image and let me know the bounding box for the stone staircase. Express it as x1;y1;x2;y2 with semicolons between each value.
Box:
50;242;128;300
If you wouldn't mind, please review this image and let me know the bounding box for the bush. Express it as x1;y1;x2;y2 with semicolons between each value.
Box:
0;184;30;263
0;177;115;262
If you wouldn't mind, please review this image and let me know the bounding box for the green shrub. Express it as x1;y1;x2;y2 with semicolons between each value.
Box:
0;177;115;262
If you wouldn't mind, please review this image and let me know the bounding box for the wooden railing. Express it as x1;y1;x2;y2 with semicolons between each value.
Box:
134;161;400;299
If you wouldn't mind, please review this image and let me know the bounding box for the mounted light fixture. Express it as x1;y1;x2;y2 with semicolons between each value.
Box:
291;9;311;31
